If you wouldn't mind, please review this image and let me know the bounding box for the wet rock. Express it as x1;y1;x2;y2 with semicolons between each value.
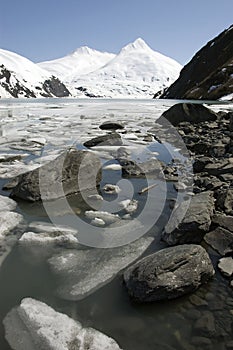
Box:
102;184;121;194
85;210;120;224
123;244;214;302
83;133;122;148
118;157;162;177
160;103;217;127
10;148;102;202
204;227;233;255
163;191;214;245
99;121;124;130
3;298;122;350
193;311;216;337
218;257;233;277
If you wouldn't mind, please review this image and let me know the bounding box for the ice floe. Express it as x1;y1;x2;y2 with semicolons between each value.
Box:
48;235;154;300
3;297;122;350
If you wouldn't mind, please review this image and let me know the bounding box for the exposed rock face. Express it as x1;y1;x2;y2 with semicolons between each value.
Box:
123;244;214;302
0;64;70;98
163;191;215;245
159;25;233;100
10;148;102;202
160;103;218;126
3;298;122;350
42;76;70;97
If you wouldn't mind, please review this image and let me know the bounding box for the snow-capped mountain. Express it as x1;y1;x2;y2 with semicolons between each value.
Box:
39;38;182;98
0;49;70;98
38;47;115;81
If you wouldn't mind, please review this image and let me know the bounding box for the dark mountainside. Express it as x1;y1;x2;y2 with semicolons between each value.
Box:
158;25;233;100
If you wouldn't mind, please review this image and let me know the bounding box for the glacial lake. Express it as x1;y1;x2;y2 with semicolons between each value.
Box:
0;98;232;350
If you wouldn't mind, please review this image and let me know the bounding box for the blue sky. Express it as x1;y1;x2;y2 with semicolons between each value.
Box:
1;0;232;65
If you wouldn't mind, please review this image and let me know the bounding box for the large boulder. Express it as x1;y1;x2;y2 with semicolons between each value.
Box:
160;103;218;126
10;148;102;202
3;298;122;350
123;244;214;302
162;191;215;245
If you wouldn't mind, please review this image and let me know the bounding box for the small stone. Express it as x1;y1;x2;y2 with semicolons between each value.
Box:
102;184;121;194
218;257;233;277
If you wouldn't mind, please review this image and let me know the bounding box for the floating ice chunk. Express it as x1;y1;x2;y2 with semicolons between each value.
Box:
119;199;131;209
91;218;105;226
85;210;120;224
102;184;121;194
3;298;122;350
103;164;122;171
0;195;17;212
28;221;78;235
125;199;138;214
87;194;104;201
19;231;79;247
0;211;24;239
48;236;154;300
27;137;47;145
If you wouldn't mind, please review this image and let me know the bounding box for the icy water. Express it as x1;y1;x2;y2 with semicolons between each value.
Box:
0;99;233;350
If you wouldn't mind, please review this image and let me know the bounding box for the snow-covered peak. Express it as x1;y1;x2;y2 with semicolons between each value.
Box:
71;46;102;56
39;47;115;80
120;38;152;53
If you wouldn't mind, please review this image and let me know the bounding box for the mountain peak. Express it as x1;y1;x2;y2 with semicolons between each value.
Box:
72;46;96;56
120;38;151;53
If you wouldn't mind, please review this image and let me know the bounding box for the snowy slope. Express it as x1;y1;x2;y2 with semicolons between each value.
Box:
38;47;115;81
69;38;183;98
0;49;70;98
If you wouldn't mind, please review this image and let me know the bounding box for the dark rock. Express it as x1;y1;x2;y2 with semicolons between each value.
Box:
212;213;233;232
193;157;213;173
10;148;102;202
191;336;212;347
160;103;218;126
42;76;70;97
216;188;233;215
99;121;124;130
204;160;233;176
123;244;214;302
204;227;233;255
160;25;233;100
194;311;216;337
117;158;162;178
163;191;215;245
83;133;122;148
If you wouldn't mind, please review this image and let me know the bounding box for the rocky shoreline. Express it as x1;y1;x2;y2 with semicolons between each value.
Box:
0;100;233;350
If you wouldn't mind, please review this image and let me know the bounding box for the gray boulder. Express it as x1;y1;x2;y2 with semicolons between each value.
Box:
204;227;233;256
163;191;215;245
160;103;217;127
83;133;122;148
123;244;214;302
10;148;102;202
216;188;233;215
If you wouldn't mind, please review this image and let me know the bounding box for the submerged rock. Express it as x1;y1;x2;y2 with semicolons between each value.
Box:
3;298;122;350
123;244;214;302
10;148;102;202
163;191;215;245
48;236;154;300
